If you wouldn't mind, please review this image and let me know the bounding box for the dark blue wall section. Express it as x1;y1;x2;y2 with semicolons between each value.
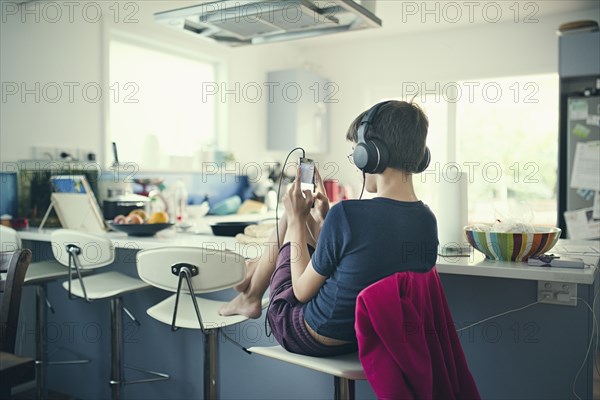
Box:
0;172;18;217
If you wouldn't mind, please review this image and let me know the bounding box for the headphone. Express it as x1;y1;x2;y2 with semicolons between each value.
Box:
352;101;431;174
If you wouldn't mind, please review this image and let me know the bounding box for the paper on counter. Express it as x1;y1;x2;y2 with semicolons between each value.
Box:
564;207;600;240
570;141;600;191
553;243;600;254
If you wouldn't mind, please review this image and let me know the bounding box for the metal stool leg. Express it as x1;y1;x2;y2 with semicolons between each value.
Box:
108;298;169;398
204;330;218;400
35;284;90;399
35;286;47;400
334;377;355;400
110;297;123;400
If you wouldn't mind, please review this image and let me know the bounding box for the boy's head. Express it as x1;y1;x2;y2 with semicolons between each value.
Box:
346;100;429;174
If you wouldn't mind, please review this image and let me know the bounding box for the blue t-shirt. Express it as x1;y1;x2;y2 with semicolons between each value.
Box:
302;198;439;342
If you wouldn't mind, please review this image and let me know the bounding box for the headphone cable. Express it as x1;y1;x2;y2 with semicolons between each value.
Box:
275;147;305;248
266;147;305;338
359;171;366;200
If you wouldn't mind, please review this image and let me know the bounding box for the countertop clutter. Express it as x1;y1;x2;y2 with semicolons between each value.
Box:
19;224;599;285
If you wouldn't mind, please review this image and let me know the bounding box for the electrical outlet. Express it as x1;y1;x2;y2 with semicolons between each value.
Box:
537;281;577;306
56;148;78;161
32;146;57;160
76;148;97;162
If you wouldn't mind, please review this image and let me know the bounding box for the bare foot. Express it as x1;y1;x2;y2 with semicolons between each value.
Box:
234;258;259;292
218;292;263;319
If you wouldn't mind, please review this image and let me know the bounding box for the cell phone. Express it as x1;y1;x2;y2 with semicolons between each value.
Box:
298;157;315;193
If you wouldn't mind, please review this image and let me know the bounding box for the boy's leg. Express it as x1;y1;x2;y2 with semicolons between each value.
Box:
219;213;318;318
219;214;289;318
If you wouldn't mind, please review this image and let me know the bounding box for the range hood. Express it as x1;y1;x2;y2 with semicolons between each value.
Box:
154;0;381;47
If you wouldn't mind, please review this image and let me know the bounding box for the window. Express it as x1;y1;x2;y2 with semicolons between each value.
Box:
108;36;219;171
456;74;558;225
376;73;558;226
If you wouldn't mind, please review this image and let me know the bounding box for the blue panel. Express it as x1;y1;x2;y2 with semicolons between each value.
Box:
0;172;18;217
101;171;251;207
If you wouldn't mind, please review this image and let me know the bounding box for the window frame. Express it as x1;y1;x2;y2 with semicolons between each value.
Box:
102;28;227;171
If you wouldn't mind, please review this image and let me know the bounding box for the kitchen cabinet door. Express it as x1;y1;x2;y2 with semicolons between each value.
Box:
267;69;329;153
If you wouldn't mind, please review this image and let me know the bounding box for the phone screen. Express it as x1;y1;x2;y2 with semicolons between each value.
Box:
299;158;315;192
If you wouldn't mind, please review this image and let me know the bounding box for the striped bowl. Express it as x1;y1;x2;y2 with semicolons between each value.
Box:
464;226;561;262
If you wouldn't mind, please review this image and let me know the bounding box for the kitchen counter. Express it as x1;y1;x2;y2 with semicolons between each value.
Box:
20;226;600;284
19;213;276;259
436;240;599;284
15;228;600;399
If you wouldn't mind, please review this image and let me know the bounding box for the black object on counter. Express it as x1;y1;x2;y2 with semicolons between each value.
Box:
210;222;256;237
108;222;173;237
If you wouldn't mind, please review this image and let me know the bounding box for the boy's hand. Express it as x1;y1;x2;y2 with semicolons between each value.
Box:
283;167;314;222
311;166;330;224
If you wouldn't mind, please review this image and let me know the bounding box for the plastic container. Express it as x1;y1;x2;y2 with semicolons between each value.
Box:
164;181;188;223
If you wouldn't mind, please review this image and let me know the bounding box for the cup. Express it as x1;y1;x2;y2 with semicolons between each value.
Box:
324;179;344;202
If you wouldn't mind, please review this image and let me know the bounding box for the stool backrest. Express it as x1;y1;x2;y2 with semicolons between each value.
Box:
0;225;22;252
0;249;32;352
51;229;114;270
137;247;246;293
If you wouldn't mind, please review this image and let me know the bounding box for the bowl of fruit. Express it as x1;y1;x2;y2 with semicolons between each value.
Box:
108;210;173;237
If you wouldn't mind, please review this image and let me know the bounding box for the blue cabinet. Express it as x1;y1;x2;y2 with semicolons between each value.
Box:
267;69;330;153
559;31;600;78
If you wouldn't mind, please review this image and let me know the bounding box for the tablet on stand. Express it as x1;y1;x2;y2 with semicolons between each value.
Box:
38;175;106;233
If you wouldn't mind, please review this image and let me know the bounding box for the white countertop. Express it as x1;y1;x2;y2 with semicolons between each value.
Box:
19;221;600;285
20;213;276;260
436;240;599;284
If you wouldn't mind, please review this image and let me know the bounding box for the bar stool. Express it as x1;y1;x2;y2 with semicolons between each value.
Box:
0;225;91;399
51;229;169;400
136;246;268;400
247;346;365;400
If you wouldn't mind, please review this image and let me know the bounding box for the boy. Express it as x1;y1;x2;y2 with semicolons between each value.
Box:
220;100;439;356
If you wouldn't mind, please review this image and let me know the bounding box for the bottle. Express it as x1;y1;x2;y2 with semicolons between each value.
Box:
172;181;188;224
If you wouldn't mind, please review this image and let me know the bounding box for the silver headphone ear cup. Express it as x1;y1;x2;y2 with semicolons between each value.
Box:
370;139;389;174
353;144;370;171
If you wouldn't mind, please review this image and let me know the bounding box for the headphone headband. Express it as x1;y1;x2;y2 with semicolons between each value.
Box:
357;100;391;144
353;100;431;174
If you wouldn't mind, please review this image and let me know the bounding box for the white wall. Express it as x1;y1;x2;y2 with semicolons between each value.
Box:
2;2;598;190
295;7;600;195
0;1;304;166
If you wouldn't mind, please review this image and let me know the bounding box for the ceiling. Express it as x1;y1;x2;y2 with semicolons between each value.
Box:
146;0;600;47
293;0;600;46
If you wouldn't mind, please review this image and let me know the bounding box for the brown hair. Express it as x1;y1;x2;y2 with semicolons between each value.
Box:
346;100;429;173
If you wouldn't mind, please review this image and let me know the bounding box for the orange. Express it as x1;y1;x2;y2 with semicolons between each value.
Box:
147;211;169;224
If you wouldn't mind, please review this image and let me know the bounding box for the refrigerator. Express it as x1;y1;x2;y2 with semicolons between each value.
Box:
558;87;600;239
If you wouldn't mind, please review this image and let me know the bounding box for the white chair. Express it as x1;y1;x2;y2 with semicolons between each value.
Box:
136;246;268;400
51;229;169;400
247;346;365;400
0;225;92;399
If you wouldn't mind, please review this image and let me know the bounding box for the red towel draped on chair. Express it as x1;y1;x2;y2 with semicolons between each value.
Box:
355;267;480;400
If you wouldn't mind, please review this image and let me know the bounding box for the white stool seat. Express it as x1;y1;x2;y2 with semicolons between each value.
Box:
148;294;269;330
24;261;70;284
247;346;365;381
62;271;149;300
